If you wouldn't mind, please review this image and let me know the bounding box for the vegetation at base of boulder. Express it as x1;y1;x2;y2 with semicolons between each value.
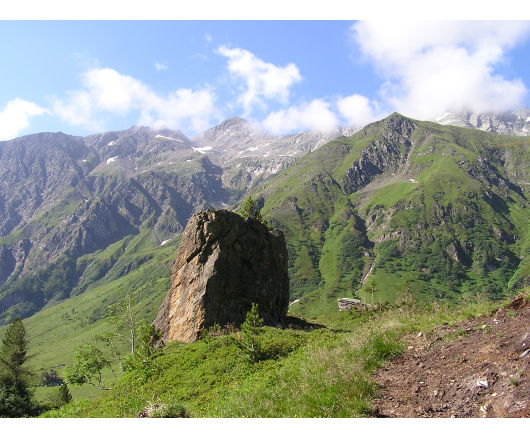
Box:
0;318;39;417
121;324;164;382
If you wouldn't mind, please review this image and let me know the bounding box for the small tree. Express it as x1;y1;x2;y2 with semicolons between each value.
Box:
46;383;72;409
239;197;263;222
121;324;164;380
236;303;264;363
106;293;137;356
397;278;415;307
0;318;37;417
64;343;112;390
94;331;121;364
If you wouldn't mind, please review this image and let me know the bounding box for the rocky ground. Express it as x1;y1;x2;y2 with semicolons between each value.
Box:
372;295;529;418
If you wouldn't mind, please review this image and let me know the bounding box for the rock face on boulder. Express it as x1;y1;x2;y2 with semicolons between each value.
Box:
154;209;290;343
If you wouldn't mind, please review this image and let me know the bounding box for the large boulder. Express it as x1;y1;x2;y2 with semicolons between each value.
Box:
154;209;289;343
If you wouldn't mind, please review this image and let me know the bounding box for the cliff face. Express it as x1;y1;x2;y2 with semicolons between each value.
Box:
154;209;290;343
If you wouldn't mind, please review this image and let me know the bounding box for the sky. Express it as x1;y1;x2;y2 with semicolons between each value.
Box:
2;16;530;140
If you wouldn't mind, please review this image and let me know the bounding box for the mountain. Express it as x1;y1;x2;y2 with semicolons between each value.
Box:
1;112;529;325
0;121;349;323
250;113;529;317
193;116;358;196
437;107;530;136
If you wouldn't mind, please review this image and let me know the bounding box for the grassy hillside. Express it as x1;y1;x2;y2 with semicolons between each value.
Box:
0;236;179;402
40;292;510;418
253;114;529;319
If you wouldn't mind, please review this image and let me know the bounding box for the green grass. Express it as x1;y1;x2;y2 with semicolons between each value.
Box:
360;181;418;214
39;290;511;418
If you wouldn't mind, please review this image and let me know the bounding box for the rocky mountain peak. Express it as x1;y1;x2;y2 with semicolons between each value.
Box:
382;113;415;138
194;117;271;145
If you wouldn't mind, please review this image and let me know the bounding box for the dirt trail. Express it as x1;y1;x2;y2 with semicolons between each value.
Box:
372;295;530;418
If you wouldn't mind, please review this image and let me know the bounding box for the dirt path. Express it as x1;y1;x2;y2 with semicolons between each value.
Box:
372;295;530;418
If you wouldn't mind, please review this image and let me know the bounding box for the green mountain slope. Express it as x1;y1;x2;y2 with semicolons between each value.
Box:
253;114;529;318
0;236;179;400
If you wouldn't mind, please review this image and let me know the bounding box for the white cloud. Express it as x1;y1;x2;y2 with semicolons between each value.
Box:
154;62;168;71
351;21;530;119
138;88;217;132
52;90;102;131
217;46;302;113
53;68;217;133
262;99;338;134
0;98;48;141
337;94;380;127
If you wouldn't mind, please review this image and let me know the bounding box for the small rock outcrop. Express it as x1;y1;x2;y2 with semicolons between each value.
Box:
154;209;289;343
338;298;367;311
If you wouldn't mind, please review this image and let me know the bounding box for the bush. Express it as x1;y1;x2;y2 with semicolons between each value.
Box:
41;384;73;411
259;330;306;360
121;324;164;382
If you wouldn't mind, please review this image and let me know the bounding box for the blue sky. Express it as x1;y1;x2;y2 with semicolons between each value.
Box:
1;19;530;140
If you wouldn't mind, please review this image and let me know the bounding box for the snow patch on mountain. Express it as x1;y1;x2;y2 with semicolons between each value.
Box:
192;146;212;154
156;134;183;143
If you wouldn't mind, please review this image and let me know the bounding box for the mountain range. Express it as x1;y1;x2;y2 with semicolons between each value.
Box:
0;110;529;325
0;118;354;323
437;107;530;136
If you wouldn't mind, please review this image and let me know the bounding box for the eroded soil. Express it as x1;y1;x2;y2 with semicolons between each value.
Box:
373;296;529;418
